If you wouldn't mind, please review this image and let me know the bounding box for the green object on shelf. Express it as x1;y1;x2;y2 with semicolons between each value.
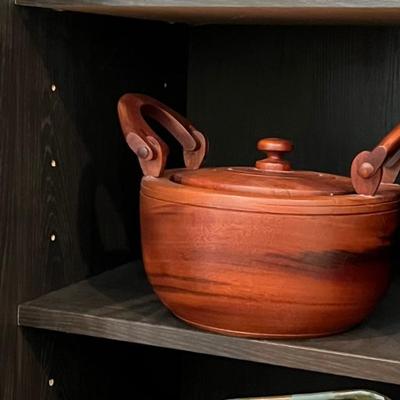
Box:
228;390;391;400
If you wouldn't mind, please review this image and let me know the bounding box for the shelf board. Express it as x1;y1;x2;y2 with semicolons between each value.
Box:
14;0;400;24
18;262;400;385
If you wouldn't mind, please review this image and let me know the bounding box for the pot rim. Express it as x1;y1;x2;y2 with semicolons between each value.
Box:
141;170;400;215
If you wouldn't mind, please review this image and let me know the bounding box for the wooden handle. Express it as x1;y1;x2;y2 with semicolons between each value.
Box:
255;138;293;171
351;123;400;195
118;94;207;177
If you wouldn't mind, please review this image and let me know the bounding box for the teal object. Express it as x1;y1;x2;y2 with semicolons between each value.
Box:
228;390;391;400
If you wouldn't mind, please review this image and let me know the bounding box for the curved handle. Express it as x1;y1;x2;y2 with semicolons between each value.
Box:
351;123;400;195
118;93;207;177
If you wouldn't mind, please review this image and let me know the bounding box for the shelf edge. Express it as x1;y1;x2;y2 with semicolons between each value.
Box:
13;2;400;25
18;303;400;385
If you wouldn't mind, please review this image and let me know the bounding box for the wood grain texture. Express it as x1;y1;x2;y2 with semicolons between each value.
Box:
15;0;400;6
142;171;400;214
187;26;400;180
17;262;400;385
5;16;400;400
117;93;207;177
0;4;18;398
169;166;355;196
256;137;293;171
140;191;397;338
0;3;188;398
14;0;400;24
351;123;400;195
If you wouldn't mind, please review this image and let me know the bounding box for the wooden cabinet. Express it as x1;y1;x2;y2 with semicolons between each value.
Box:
2;1;400;398
13;0;400;24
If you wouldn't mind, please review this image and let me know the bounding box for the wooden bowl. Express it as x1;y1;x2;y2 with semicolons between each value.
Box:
140;171;399;338
118;93;400;339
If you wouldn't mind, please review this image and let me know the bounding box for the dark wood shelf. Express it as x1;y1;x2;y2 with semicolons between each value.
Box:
18;262;400;385
14;0;400;24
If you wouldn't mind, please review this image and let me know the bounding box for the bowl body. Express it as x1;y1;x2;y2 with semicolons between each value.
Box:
140;173;399;338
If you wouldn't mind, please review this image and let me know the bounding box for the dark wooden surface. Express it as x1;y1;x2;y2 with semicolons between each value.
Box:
0;2;188;398
4;12;400;399
187;26;400;179
18;262;400;385
185;30;400;393
14;0;400;25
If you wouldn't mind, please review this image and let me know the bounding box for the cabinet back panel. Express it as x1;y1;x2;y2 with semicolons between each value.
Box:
186;25;400;398
188;26;400;176
0;4;187;398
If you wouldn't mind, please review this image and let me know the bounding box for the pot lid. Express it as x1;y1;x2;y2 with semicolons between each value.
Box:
170;138;355;197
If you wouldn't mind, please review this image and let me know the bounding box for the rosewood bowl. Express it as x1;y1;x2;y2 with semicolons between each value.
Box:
118;93;400;339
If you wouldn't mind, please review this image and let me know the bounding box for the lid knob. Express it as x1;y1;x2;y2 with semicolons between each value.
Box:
256;138;293;171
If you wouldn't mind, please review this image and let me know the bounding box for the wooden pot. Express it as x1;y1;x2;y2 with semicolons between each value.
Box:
118;94;400;339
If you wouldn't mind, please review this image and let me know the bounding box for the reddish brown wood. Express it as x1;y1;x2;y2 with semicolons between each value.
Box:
351;150;384;196
380;124;400;184
139;172;400;339
140;185;398;338
117;93;207;176
118;94;400;339
256;138;293;171
351;123;400;195
171;167;354;197
142;171;400;215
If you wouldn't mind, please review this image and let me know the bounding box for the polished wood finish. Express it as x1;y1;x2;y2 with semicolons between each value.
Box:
170;167;357;197
351;151;384;196
352;123;400;195
140;188;398;338
14;0;400;25
256;138;293;171
117;92;400;338
119;94;398;201
154;170;400;210
17;262;400;385
118;93;207;177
